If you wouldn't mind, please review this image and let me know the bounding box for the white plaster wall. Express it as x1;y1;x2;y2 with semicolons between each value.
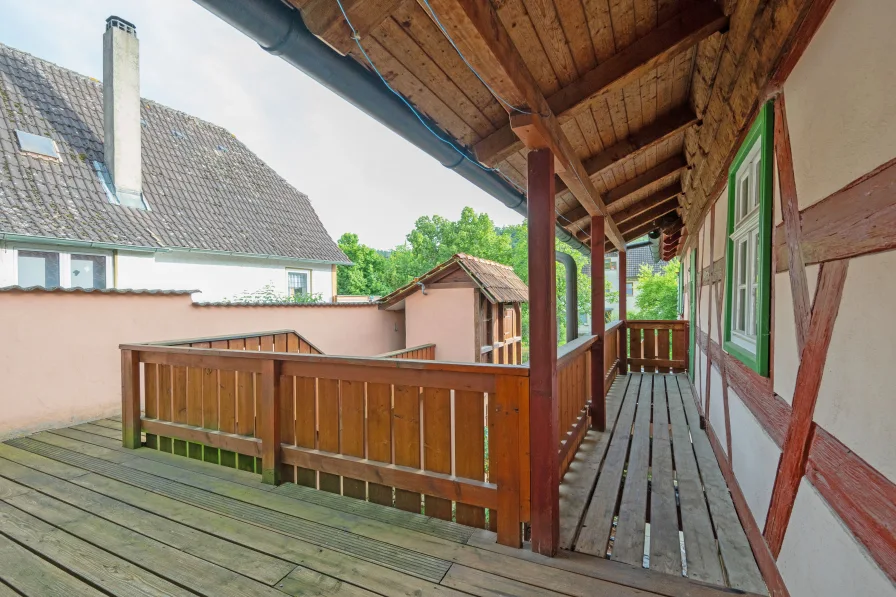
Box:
813;250;896;481
711;189;727;258
708;365;727;456
778;478;895;597
116;251;335;303
784;0;896;211
772;264;818;405
728;388;781;529
0;244;15;285
695;347;708;409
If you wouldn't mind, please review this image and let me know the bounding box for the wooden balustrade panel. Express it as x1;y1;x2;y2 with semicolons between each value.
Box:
317;378;341;494
455;390;486;527
627;321;689;372
657;330;671;373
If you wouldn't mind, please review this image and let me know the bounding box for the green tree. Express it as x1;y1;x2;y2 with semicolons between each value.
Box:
336;233;390;296
630;258;681;320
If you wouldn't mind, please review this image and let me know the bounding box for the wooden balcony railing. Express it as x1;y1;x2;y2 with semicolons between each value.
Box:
626;320;689;372
556;320;625;476
375;343;436;360
121;341;530;547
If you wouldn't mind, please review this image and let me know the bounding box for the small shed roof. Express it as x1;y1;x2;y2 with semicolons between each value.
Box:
378;254;528;309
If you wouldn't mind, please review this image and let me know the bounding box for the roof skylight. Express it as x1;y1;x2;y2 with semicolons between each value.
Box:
15;130;60;159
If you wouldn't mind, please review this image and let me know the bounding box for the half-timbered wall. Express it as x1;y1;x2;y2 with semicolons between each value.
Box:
683;2;896;595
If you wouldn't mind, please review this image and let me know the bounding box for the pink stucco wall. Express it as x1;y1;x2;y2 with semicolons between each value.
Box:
0;290;404;439
404;287;475;362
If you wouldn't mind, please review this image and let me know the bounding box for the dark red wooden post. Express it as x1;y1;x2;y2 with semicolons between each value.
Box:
618;249;628;374
590;215;606;431
121;349;141;449
527;148;559;556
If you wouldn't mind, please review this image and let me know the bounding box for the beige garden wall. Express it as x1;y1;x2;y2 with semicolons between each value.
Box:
0;289;404;439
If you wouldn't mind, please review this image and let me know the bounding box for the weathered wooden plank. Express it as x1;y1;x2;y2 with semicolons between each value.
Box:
677;376;766;594
423;387;453;521
393;384;422;514
341;380;367;500
6;436;453;584
649;376;682;575
0;457;294;585
0;531;107;597
576;373;641;556
366;382;392;506
559;374;629;549
455;389;486;528
276;483;474;544
666;376;724;585
612;373;652;566
318;378;341;494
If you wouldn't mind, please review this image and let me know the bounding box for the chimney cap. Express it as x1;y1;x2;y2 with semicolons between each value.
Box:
106;15;137;35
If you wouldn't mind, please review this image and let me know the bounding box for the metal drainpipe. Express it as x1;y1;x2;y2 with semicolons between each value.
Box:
555;251;578;343
192;0;590;256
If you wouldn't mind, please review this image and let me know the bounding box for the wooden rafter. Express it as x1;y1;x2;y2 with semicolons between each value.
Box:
564;179;683;233
297;0;404;55
473;1;727;165
418;0;625;250
618;199;679;234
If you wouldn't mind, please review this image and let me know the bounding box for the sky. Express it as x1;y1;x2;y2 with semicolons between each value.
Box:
0;0;523;250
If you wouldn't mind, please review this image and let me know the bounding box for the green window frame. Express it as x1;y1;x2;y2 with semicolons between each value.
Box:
723;101;774;376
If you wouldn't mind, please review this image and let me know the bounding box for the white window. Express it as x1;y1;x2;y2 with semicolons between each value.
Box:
729;139;762;352
287;269;311;299
13;247;110;289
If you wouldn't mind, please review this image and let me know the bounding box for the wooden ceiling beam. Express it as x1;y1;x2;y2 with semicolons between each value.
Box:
556;108;697;198
612;182;683;225
562;177;683;234
419;0;626;250
603;221;660;252
618;198;680;233
474;1;727;165
299;0;405;55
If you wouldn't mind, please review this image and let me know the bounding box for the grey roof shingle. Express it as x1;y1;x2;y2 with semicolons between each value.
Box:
626;245;667;278
0;43;349;263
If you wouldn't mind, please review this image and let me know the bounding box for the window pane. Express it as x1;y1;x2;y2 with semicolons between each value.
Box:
752;156;761;208
738;240;748;285
626;282;634;297
737;288;746;331
17;250;59;288
71;255;106;289
739;175;749;221
288;271;309;297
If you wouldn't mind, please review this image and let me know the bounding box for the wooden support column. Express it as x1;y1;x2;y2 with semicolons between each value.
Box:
121;349;141;449
260;359;283;485
527;148;559;556
618;250;628;374
590;215;606;431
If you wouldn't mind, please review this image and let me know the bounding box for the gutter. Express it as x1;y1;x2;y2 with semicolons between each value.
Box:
0;233;350;265
192;0;590;256
555;251;578;343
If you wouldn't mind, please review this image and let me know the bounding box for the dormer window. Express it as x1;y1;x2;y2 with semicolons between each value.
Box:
15;130;60;160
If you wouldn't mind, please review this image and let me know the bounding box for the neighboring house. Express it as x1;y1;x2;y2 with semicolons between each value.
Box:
605;244;667;315
0;19;348;302
378;254;527;363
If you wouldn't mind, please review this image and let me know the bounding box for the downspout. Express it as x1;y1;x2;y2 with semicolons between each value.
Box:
555;251;578;343
192;0;590;256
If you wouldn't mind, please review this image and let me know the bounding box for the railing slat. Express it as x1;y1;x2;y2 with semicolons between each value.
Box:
366;382;393;505
492;375;523;547
260;359;281;485
393;384;422;513
318;378;341;493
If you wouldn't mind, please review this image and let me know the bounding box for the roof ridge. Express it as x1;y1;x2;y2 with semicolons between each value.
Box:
455;253;514;270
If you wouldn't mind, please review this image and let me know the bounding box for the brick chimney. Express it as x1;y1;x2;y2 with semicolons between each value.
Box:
103;16;143;208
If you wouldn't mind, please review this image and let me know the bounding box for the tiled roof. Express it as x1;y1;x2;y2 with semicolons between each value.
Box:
626;245;667;278
455;253;528;303
378;253;528;308
0;43;348;263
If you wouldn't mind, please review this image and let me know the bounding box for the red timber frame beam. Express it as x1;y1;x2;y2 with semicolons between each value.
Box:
617;249;628;374
419;0;625;250
590;215;606;431
527;148;560;555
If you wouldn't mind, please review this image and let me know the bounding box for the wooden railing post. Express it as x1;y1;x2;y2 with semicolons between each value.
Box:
590;214;606;431
121;349;142;449
492;374;524;547
260;358;282;485
618;322;628;374
618;250;628;375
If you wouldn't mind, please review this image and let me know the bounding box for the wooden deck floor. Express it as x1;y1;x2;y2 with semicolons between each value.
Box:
0;408;764;597
560;372;768;594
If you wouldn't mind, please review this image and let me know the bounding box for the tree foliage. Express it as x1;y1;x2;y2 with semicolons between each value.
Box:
339;207;619;345
630;258;681;320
